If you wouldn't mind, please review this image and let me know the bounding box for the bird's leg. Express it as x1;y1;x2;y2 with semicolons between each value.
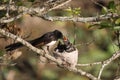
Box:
47;46;52;63
42;46;51;63
47;46;53;55
47;46;50;52
38;48;48;63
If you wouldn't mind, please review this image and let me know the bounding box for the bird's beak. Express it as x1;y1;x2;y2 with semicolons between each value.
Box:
63;36;67;41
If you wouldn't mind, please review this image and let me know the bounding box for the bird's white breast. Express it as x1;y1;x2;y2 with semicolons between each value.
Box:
46;41;56;46
62;49;78;65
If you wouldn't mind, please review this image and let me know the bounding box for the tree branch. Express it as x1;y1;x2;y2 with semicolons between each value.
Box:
98;64;106;79
77;61;102;67
0;11;27;23
43;13;120;23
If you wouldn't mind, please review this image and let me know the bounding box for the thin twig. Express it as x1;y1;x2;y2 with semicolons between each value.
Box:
77;61;103;67
91;0;106;9
0;62;16;66
98;64;106;79
47;0;71;11
71;68;98;80
74;40;94;47
6;0;13;17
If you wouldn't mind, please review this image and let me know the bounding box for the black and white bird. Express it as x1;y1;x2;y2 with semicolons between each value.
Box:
5;30;63;51
54;36;78;69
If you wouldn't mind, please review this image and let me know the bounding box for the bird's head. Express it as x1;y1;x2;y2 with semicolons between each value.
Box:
53;30;63;40
63;36;71;46
63;36;76;52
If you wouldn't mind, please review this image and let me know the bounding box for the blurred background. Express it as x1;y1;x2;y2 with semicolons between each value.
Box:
0;0;120;80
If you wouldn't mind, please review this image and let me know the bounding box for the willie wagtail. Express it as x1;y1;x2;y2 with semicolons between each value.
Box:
54;36;78;69
5;30;63;51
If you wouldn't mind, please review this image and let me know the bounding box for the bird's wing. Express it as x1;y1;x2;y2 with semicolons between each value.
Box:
30;32;54;47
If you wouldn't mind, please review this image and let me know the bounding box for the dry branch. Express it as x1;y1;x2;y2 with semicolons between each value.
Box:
43;13;120;22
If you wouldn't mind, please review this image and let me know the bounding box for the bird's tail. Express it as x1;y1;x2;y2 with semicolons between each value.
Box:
5;37;42;51
5;42;23;51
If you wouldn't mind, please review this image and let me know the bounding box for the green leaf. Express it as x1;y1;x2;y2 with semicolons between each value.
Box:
16;2;23;6
88;24;99;28
0;50;4;56
65;7;72;12
113;26;120;30
108;1;115;9
108;1;116;12
65;7;81;16
73;8;81;15
115;18;120;25
102;6;108;13
3;0;9;3
99;22;113;29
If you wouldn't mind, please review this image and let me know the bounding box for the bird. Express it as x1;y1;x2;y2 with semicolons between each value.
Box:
54;36;78;69
5;30;63;51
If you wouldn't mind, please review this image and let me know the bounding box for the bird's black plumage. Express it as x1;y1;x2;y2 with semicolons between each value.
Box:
5;30;63;51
